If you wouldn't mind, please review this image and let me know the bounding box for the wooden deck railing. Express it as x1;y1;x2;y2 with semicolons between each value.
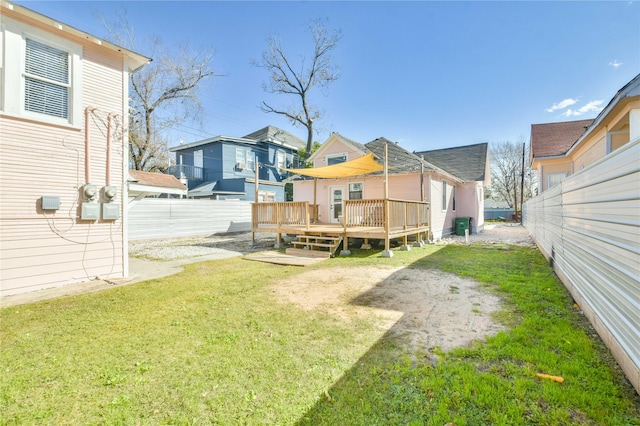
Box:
344;199;430;230
252;199;429;232
252;202;318;229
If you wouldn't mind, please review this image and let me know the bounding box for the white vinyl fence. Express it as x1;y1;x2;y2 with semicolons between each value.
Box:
128;199;252;241
523;139;640;393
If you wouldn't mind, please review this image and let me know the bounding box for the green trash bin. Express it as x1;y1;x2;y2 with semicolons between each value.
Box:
455;217;471;236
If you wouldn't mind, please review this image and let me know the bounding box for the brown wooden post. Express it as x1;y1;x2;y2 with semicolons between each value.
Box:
275;203;282;248
251;203;255;243
255;161;260;203
382;142;393;257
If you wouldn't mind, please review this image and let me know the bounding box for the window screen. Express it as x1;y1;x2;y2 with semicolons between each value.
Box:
24;39;69;119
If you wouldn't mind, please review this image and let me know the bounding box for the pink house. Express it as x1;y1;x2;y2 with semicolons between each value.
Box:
0;2;149;296
292;134;489;240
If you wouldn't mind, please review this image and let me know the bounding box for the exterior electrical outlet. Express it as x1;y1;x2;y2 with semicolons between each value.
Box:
103;185;117;201
41;196;60;210
81;202;100;220
102;203;120;220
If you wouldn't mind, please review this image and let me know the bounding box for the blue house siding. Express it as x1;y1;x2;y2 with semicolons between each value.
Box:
169;126;305;201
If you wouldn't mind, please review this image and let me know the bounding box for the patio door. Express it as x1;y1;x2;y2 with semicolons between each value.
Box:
329;186;344;224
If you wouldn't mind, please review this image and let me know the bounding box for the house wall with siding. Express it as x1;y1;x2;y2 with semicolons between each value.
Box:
539;160;573;192
454;181;485;234
523;138;640;393
128;199;252;240
311;136;364;166
292;172;471;240
572;129;606;172
0;13;130;296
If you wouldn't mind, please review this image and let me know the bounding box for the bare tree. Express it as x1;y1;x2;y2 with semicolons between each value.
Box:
489;140;537;216
255;21;342;158
104;14;215;171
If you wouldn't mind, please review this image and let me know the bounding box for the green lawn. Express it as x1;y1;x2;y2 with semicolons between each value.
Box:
1;244;639;425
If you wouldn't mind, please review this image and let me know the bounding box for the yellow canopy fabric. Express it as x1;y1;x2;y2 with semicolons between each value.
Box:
283;153;383;178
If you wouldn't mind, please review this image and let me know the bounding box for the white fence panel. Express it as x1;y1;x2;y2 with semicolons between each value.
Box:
128;199;252;241
523;139;640;393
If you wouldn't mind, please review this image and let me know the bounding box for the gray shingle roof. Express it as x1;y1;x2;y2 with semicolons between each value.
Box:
365;137;442;174
414;143;488;182
243;126;306;150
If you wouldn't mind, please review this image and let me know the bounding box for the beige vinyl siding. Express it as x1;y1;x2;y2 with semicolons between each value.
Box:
540;161;572;192
523;138;640;394
573;131;606;171
0;24;128;296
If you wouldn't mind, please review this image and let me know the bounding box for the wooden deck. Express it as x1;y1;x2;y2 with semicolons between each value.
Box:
251;199;430;256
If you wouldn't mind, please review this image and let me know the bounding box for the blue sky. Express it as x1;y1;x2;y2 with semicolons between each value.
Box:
17;0;640;152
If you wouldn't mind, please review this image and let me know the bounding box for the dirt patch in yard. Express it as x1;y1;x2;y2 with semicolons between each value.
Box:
271;224;534;353
273;266;504;354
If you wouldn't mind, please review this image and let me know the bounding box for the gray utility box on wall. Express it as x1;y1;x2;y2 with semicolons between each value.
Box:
41;196;60;210
81;202;100;220
102;203;120;220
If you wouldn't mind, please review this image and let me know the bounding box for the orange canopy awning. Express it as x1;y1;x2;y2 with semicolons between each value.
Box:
283;153;383;178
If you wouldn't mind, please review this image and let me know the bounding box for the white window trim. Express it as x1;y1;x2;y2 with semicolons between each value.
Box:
348;182;364;200
326;152;347;165
546;172;567;190
1;16;82;127
441;181;447;212
277;151;286;170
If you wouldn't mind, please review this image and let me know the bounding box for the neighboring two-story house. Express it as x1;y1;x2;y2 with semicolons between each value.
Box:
168;126;305;201
0;1;149;296
531;73;640;193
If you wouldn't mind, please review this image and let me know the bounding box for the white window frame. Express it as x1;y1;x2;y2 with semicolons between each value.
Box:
246;151;255;171
442;181;447;211
326;152;347;165
277;151;286;171
348;182;363;200
235;148;246;169
1;17;82;127
546;172;567;190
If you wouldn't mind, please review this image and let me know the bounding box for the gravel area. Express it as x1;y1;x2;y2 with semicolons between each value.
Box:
129;223;534;261
129;232;287;261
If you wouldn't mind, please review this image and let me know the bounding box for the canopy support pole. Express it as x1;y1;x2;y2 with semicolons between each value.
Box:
382;142;393;258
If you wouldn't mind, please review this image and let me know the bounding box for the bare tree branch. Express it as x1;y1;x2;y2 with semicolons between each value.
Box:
104;14;215;171
489;140;537;213
254;20;342;158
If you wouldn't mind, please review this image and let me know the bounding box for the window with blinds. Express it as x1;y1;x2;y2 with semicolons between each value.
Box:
24;38;69;119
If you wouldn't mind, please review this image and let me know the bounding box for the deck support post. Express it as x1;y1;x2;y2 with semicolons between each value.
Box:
360;238;372;250
274;233;285;249
400;235;411;251
340;234;351;256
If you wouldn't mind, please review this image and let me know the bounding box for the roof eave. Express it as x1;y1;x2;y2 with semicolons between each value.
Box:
2;0;150;71
567;74;640;156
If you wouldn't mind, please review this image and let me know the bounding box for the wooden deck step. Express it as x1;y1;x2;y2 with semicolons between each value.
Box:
291;241;338;248
290;234;343;257
296;236;341;243
285;248;331;259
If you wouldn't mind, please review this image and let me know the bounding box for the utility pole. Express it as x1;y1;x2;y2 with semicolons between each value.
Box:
520;143;525;222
